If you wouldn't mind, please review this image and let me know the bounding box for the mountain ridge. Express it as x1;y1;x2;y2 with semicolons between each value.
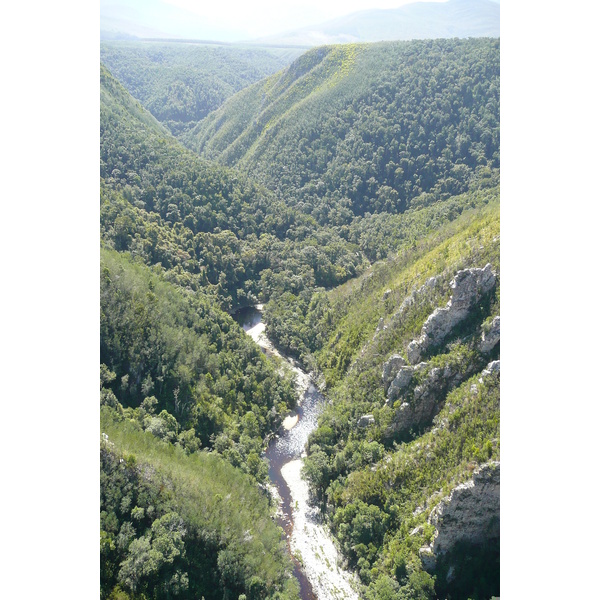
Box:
248;0;500;47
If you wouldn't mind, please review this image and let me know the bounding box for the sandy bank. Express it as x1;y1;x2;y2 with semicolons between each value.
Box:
280;459;359;600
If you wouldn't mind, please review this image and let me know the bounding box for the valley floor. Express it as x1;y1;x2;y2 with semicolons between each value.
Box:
281;459;360;600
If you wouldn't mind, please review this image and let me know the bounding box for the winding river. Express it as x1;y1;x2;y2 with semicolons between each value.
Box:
233;306;359;600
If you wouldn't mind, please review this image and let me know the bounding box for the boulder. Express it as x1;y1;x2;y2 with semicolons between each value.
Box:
358;414;375;427
406;339;422;365
382;354;407;392
387;366;415;401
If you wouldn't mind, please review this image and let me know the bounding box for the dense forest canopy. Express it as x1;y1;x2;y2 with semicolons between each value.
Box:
186;38;499;226
100;35;500;600
101;409;299;600
101;42;303;135
100;63;370;310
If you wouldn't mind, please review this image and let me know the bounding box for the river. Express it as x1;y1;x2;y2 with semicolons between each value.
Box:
233;306;359;600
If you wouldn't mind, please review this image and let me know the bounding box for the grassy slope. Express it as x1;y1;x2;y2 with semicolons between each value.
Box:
318;198;499;386
187;44;364;163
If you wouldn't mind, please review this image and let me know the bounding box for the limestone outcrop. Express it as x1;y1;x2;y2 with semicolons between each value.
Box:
387;276;441;329
386;360;476;435
382;354;408;393
386;365;419;402
480;359;500;379
479;315;500;353
422;462;500;570
407;265;496;364
357;414;375;427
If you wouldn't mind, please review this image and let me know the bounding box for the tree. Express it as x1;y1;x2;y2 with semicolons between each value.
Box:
118;512;188;596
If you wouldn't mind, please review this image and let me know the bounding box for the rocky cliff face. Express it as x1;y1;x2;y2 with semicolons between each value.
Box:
479;315;500;354
384;358;479;436
407;264;496;364
380;265;498;436
420;461;500;570
382;354;408;392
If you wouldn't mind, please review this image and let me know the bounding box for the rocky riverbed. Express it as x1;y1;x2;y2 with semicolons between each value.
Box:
234;305;359;600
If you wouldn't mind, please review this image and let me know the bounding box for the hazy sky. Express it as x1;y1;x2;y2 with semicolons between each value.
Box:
101;0;466;41
165;0;447;37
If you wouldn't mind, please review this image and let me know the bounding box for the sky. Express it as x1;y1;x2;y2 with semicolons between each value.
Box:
101;0;456;41
164;0;447;37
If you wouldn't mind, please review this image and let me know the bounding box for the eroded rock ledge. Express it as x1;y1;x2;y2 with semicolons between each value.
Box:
407;264;496;364
420;461;500;570
479;315;500;353
384;358;478;436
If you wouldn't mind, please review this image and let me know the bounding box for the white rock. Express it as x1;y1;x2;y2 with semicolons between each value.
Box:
479;315;500;353
358;414;375;427
427;462;500;561
407;265;496;364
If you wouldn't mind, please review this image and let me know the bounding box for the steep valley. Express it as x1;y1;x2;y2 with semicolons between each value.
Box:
100;36;500;600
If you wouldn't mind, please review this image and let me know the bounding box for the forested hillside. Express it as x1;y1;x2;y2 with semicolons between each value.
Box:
300;200;500;599
100;249;296;458
100;35;500;600
101;408;299;600
101;42;303;135
100;64;303;600
100;63;368;311
186;38;499;227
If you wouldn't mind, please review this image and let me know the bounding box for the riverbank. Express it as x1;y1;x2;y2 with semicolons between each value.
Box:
281;459;360;600
235;304;359;600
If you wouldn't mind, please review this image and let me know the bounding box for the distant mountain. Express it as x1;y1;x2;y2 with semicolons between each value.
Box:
100;42;302;135
249;0;499;47
100;0;249;42
186;38;500;224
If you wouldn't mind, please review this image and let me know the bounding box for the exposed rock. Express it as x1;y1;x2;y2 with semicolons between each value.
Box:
407;264;496;364
483;360;500;375
382;354;407;392
424;276;439;289
358;414;375;427
387;366;415;401
479;315;500;353
406;339;422;365
385;361;429;403
422;462;500;570
479;360;500;382
376;317;385;332
390;276;441;326
387;359;477;435
419;547;436;571
383;289;392;300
